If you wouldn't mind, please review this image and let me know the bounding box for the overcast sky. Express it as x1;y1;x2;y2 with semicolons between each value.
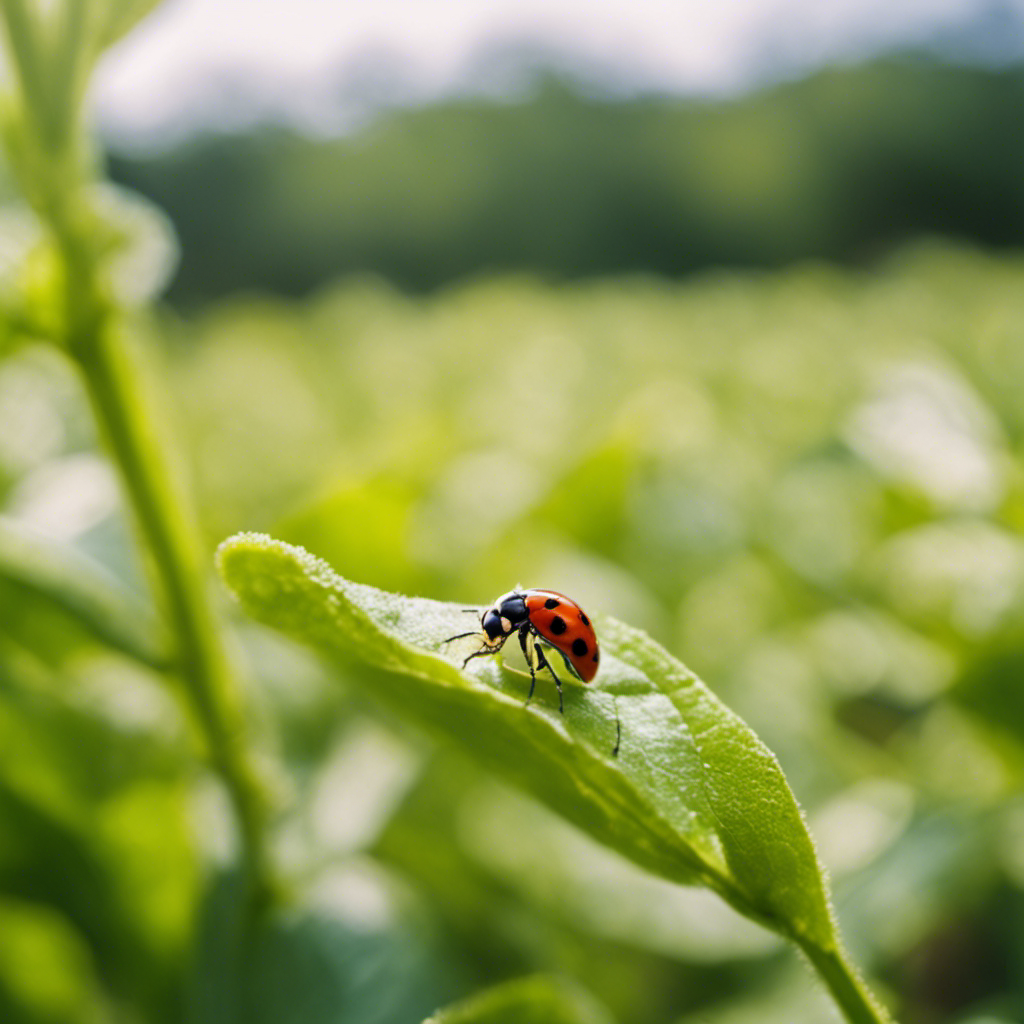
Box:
92;0;1023;146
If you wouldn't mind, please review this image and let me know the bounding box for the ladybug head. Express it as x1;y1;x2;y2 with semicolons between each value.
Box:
482;591;529;640
480;608;507;640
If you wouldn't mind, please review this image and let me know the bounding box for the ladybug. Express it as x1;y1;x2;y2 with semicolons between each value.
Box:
445;588;600;714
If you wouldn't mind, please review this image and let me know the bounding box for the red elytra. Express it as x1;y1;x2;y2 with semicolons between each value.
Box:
521;589;600;682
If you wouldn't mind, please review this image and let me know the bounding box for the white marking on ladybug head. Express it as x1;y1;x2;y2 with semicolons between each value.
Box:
500;617;512;633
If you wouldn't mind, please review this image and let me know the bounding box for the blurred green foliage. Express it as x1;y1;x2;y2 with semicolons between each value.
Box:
4;232;1024;1021
108;59;1024;304
3;4;1024;1020
423;973;617;1024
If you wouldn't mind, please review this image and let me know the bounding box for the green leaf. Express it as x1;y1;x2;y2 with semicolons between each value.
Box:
0;516;168;669
374;755;777;966
216;534;890;1024
602;613;836;947
424;975;616;1024
0;777;163;1014
0;899;111;1024
0;652;194;1020
187;867;451;1024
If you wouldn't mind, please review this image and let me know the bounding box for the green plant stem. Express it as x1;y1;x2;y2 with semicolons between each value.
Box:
72;319;273;903
800;940;893;1024
73;281;274;910
0;0;273;909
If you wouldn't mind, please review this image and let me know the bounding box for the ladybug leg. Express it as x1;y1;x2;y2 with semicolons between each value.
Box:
533;641;565;714
556;647;585;683
452;633;506;669
460;642;501;669
518;624;538;706
460;646;484;667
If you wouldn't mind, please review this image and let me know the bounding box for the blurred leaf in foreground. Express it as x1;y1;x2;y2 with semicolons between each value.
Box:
423;974;615;1024
217;533;891;1024
0;515;167;668
187;866;450;1024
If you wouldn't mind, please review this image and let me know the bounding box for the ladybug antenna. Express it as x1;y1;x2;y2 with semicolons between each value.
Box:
442;630;479;646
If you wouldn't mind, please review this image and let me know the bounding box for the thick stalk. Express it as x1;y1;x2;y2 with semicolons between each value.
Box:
71;313;273;904
0;0;274;917
800;940;894;1024
0;93;275;907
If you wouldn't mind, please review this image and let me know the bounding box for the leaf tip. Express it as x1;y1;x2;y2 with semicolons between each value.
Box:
216;532;333;610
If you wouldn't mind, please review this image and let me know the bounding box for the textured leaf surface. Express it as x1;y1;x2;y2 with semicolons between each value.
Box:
217;533;838;950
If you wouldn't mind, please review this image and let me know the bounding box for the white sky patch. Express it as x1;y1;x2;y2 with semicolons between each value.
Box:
91;0;1024;146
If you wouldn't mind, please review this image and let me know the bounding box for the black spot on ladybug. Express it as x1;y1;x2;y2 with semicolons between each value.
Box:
572;638;589;657
579;612;590;626
549;616;567;635
544;597;560;609
592;651;599;662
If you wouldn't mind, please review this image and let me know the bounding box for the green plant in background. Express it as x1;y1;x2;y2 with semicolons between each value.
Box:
0;2;276;1020
107;61;1024;303
0;0;271;906
2;3;1024;1024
